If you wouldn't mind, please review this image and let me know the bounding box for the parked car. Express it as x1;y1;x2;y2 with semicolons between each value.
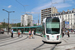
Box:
0;29;4;34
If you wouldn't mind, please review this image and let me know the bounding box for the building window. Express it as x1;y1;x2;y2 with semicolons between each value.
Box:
68;15;70;20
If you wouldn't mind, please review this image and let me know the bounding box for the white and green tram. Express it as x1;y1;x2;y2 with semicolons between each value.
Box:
42;17;62;43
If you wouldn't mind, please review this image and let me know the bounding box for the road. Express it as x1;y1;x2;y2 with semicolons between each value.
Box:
0;33;75;50
0;32;10;39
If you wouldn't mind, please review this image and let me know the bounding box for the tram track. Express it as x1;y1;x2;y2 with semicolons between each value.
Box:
62;39;68;43
33;41;75;50
33;43;58;50
33;43;45;50
51;44;57;50
57;43;75;46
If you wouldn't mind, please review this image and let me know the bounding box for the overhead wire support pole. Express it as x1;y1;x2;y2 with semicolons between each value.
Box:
2;9;15;34
38;13;39;25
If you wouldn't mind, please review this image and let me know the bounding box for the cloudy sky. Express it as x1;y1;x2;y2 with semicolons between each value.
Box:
0;0;75;23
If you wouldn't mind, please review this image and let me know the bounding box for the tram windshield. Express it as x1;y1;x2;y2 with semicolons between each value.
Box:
46;17;60;34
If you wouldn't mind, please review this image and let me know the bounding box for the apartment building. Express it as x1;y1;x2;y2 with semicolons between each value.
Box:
21;14;33;26
52;9;75;29
41;7;58;24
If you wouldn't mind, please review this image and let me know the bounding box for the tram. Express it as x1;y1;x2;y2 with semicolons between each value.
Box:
11;25;42;35
42;17;62;43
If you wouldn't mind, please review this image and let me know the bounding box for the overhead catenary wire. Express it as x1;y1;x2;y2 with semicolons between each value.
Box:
15;0;26;12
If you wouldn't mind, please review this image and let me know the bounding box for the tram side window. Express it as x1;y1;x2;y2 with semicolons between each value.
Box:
20;28;24;32
39;28;42;32
30;28;33;31
13;28;17;31
17;28;23;32
36;27;42;33
25;28;29;32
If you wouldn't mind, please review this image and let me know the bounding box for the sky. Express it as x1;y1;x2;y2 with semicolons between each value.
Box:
0;0;75;24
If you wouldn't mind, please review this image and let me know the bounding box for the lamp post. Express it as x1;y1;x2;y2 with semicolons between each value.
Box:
2;9;15;34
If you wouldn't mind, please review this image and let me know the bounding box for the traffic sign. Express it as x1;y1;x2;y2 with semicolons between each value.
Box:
65;21;69;24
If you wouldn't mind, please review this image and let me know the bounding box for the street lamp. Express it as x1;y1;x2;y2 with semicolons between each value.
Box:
2;9;15;34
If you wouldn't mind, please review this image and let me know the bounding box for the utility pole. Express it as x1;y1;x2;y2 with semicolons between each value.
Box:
2;9;15;34
4;19;5;28
38;14;39;25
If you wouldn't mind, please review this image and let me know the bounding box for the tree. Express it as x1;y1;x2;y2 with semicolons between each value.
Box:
34;24;37;26
0;22;8;28
27;23;30;26
16;23;21;27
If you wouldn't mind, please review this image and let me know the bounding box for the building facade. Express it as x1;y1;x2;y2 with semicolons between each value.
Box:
41;7;58;24
41;7;75;29
21;14;33;26
52;9;75;29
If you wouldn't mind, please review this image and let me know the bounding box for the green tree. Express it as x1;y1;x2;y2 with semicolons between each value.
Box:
0;22;8;28
17;23;21;27
34;24;37;26
27;23;30;26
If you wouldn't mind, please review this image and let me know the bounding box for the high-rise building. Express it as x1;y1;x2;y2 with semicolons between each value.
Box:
41;7;58;24
21;14;33;26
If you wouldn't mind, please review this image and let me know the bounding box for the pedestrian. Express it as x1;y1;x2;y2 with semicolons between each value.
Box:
21;29;23;34
11;29;13;38
66;30;68;35
32;29;34;39
34;29;36;35
74;30;75;34
62;29;64;37
67;30;70;37
28;30;32;39
18;29;21;37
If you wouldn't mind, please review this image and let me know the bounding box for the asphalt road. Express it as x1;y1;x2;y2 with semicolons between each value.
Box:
0;32;10;39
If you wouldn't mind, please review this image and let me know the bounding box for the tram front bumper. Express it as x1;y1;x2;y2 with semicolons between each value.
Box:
42;40;61;43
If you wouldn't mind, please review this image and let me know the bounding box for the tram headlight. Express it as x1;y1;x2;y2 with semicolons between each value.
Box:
47;35;49;40
57;35;59;40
